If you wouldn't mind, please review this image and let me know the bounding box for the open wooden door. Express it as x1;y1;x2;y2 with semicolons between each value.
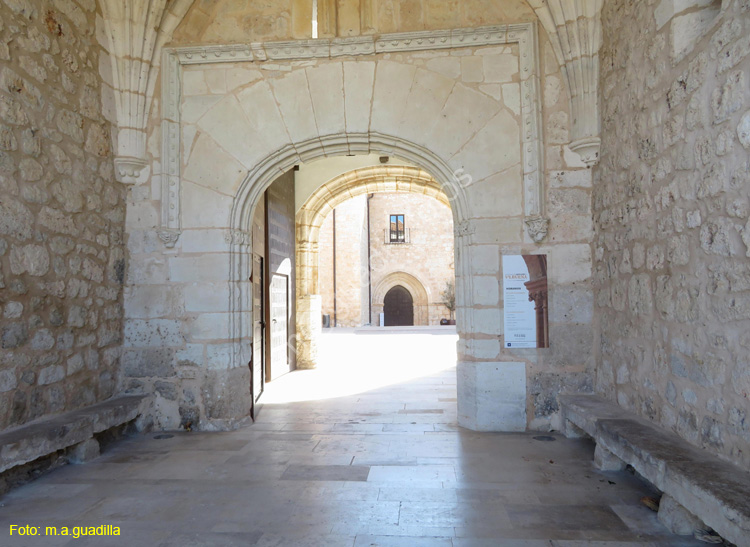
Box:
267;273;290;381
251;253;265;420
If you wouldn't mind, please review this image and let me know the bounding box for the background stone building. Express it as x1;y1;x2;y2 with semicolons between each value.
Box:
0;0;748;477
318;191;455;327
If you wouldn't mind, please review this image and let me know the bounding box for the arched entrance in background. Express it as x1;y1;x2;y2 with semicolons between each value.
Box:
372;270;430;326
290;162;454;367
383;286;414;326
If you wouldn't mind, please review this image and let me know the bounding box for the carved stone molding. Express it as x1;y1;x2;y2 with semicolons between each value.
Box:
100;0;194;184
454;220;476;239
528;0;603;166
161;23;545;236
224;229;252;246
114;157;148;184
525;216;550;243
569;137;601;167
157;229;181;248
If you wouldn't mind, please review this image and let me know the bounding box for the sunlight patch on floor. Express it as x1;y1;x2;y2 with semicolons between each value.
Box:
262;329;458;404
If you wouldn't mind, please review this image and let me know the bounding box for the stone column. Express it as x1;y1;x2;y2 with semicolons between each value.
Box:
295;235;322;369
455;227;528;432
296;295;322;369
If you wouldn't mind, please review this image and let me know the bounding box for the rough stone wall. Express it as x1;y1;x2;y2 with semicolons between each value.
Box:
595;0;750;467
369;193;454;325
0;1;125;430
172;0;536;43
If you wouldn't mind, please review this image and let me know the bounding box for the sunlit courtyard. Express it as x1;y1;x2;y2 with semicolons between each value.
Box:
262;328;458;405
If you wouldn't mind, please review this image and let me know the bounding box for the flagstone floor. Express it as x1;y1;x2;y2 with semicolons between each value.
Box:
0;329;704;546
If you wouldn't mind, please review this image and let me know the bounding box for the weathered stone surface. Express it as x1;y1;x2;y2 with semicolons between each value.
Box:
0;1;125;432
9;244;50;276
597;0;750;471
1;322;28;349
561;395;750;546
122;348;176;378
658;494;705;536
69;438;100;464
0;198;33;240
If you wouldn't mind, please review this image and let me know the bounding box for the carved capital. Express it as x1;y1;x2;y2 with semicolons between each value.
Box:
454;220;476;239
157;229;181;248
114;156;148;184
569;137;601;167
525;216;549;243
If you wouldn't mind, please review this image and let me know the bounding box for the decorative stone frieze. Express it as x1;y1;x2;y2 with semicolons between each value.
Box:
528;0;603;166
99;0;194;184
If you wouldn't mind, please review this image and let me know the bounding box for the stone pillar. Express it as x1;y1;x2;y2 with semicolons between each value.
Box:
296;295;322;369
318;0;338;37
457;361;527;431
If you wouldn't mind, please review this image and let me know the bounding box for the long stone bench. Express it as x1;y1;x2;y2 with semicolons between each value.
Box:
560;394;750;546
0;395;148;474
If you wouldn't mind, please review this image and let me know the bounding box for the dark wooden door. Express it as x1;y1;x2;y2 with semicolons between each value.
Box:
251;254;265;419
267;273;290;381
384;285;414;326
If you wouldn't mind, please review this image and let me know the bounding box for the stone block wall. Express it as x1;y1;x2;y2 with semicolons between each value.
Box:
319;194;368;327
595;0;750;467
0;1;125;430
369;192;455;326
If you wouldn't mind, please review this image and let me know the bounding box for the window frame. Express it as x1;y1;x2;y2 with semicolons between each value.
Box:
389;214;406;243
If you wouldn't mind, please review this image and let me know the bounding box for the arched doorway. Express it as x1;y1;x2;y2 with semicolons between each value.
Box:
158;22;546;432
383;286;414;326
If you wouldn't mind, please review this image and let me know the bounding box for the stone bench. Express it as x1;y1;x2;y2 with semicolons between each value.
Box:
0;395;148;474
559;394;750;546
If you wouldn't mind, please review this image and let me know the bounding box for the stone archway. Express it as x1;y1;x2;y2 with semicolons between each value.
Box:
373;271;431;326
291;162;455;368
147;27;546;431
294;164;449;359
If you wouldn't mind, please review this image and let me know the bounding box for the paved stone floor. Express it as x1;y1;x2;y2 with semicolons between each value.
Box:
1;330;705;546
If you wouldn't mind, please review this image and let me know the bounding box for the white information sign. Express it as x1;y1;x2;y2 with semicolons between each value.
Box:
502;255;537;348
